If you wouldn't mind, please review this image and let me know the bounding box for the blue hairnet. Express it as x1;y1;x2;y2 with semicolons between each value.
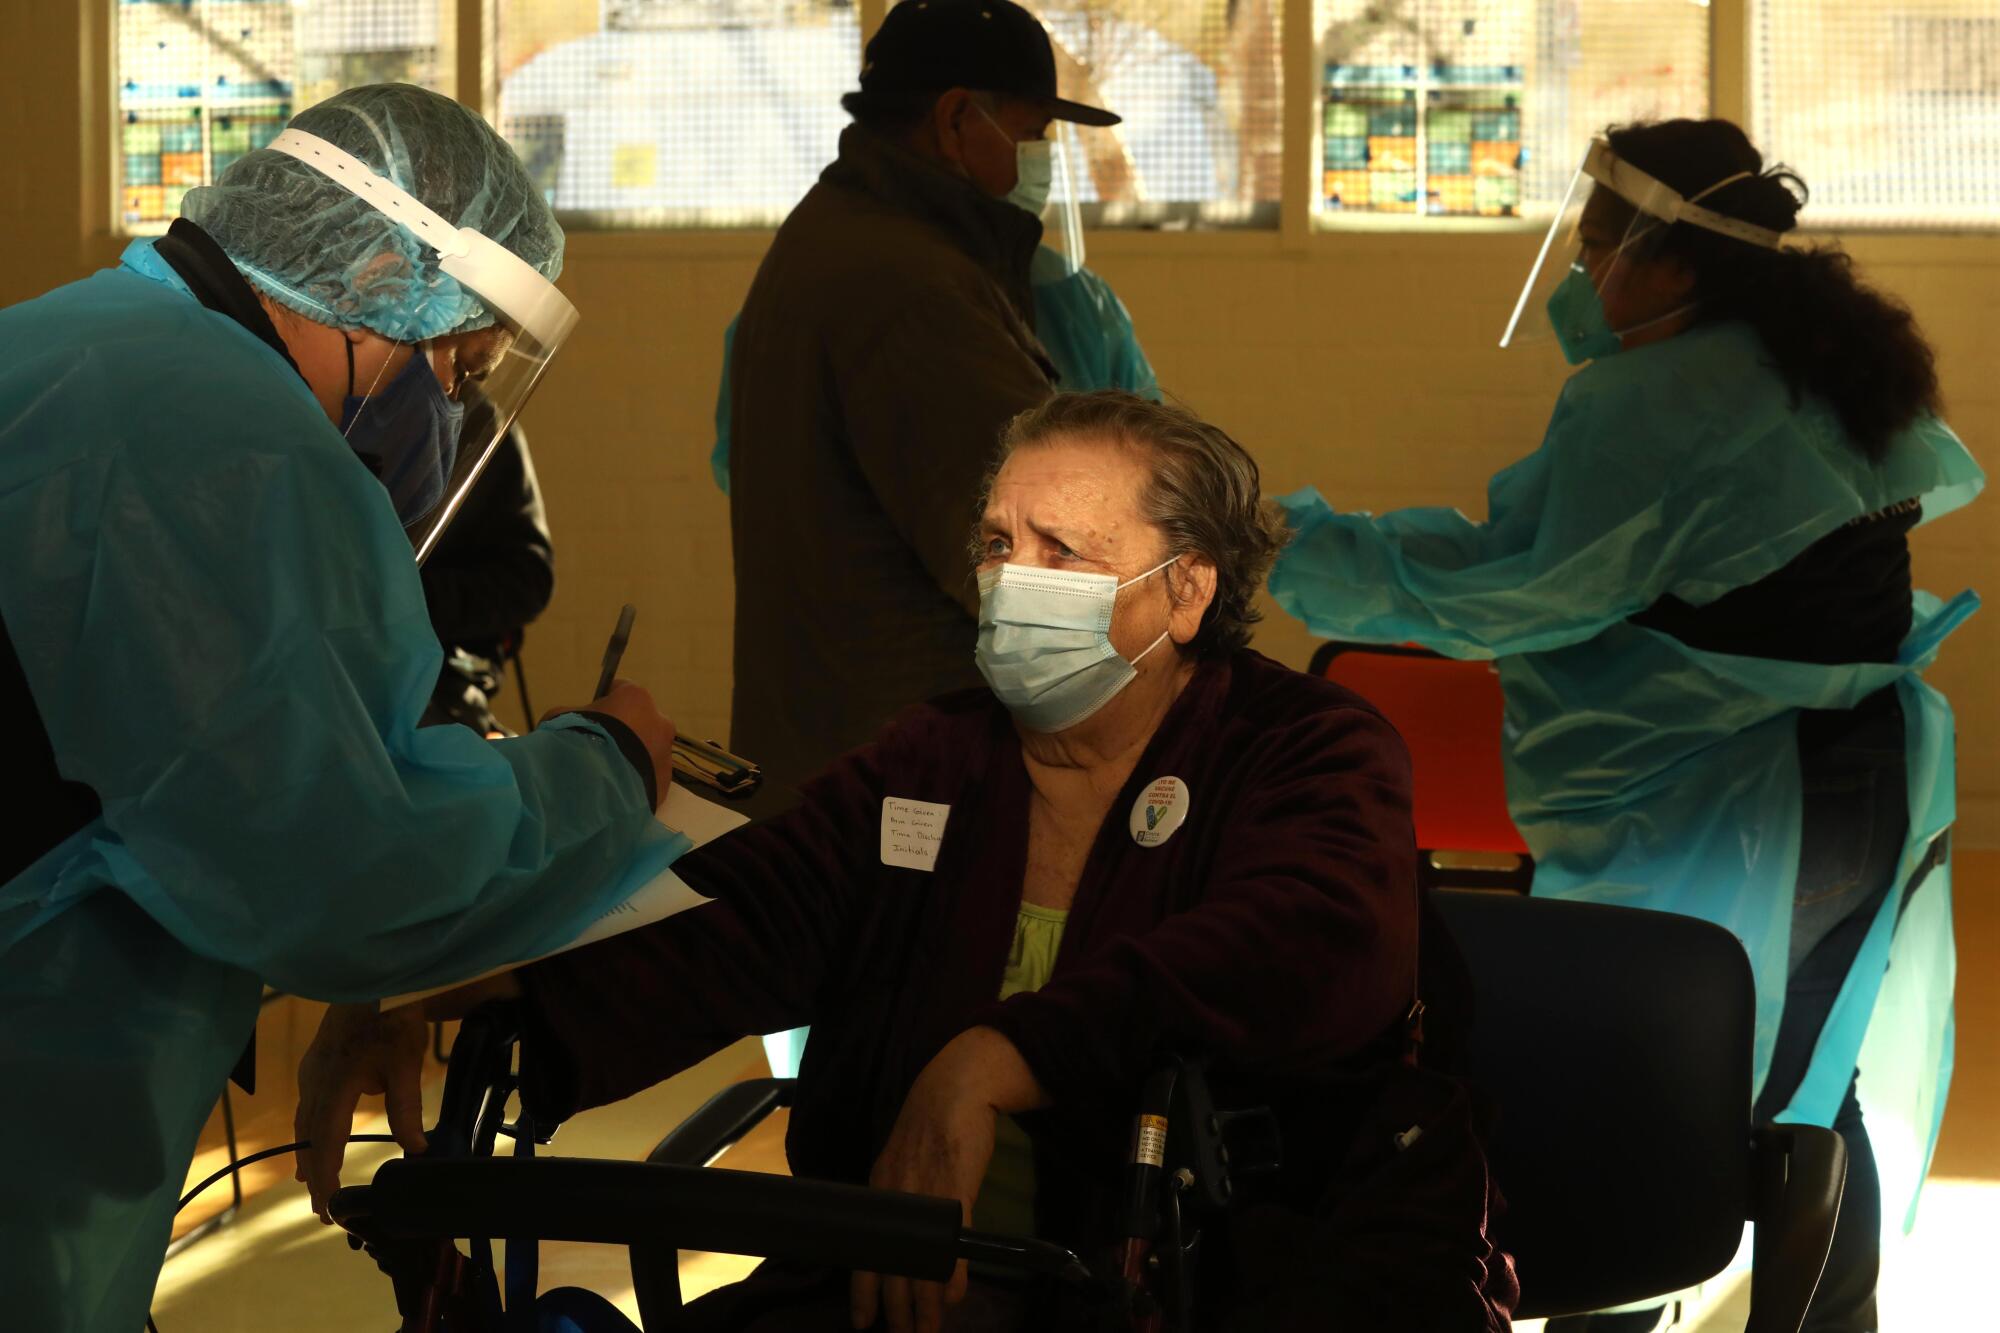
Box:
181;83;562;343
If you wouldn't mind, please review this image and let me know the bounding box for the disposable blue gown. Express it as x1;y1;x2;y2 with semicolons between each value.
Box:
1269;321;1984;1240
0;243;690;1332
710;246;1160;498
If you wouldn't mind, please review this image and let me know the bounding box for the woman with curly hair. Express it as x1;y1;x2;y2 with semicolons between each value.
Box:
1273;119;1984;1331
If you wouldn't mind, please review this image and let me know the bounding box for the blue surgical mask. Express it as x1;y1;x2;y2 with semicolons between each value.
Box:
340;340;466;527
975;557;1177;733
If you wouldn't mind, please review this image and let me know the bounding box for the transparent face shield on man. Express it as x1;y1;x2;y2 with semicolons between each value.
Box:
268;129;579;562
1498;138;1784;361
1041;124;1088;278
1022;123;1088;285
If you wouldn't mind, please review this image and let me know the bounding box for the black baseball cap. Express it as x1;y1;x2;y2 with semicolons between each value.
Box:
854;0;1120;127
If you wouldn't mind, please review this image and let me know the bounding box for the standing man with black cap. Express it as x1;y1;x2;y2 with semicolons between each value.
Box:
724;0;1120;806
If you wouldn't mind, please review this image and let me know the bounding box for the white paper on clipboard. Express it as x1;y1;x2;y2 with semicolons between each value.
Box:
382;784;748;1010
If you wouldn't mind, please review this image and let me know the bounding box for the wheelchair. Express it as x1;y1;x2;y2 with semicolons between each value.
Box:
329;1003;1280;1332
331;890;1852;1333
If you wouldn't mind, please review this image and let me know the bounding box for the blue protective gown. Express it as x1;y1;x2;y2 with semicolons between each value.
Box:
1269;321;1984;1237
710;247;1160;497
0;242;690;1332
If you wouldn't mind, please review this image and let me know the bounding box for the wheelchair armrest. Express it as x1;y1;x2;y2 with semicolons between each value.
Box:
331;1156;963;1282
1744;1122;1848;1333
647;1078;795;1167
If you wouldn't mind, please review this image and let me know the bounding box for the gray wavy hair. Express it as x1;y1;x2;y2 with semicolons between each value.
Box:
977;391;1291;660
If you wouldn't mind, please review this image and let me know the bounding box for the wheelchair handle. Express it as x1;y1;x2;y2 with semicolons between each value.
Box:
333;1157;965;1281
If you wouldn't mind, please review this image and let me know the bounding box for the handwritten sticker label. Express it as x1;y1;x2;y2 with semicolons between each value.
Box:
881;798;952;871
1130;776;1190;848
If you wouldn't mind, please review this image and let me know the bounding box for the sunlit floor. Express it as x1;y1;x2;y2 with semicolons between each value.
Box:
153;1065;1994;1333
151;1041;780;1333
1516;1175;1997;1331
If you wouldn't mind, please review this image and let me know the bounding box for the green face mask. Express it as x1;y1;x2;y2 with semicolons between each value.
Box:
1545;262;1699;366
1545;266;1623;366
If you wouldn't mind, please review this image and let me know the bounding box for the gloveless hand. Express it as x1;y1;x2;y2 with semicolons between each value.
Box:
850;1027;1048;1333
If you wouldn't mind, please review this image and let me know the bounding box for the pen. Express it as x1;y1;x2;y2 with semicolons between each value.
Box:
593;603;636;700
584;601;763;798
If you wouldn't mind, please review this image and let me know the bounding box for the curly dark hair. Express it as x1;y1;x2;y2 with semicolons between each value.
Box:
979;391;1290;660
1603;119;1941;461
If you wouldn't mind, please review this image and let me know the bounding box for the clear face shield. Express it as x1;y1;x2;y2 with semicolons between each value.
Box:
269;129;579;563
1034;123;1088;281
1499;139;1783;358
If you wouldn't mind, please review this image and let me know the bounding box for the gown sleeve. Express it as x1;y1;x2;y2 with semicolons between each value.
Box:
0;328;686;1001
516;740;888;1120
1267;327;1945;659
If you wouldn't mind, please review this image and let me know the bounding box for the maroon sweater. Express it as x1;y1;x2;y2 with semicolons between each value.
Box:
519;649;1430;1231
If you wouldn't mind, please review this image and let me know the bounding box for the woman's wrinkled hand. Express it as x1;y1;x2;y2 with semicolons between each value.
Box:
294;1001;431;1223
849;1028;1046;1333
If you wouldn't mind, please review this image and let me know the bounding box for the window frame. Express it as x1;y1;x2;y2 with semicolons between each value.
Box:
103;0;465;235
91;0;1994;246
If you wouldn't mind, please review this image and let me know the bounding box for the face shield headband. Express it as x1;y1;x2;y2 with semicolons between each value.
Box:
268;128;579;563
1500;138;1787;351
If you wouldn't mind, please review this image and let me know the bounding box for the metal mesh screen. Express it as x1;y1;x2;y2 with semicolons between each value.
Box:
1752;0;2000;229
1039;0;1285;225
116;0;454;232
495;0;861;227
1316;0;1707;223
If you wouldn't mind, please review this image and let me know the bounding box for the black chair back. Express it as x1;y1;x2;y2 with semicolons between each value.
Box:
1434;889;1755;1318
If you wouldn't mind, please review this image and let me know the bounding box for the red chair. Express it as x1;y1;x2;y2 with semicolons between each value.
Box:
1311;642;1533;891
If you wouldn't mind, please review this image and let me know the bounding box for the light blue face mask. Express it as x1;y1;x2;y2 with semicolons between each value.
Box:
1007;140;1054;215
976;103;1054;217
976;557;1178;733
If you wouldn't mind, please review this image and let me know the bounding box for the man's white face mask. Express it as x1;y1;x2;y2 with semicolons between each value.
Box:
976;103;1053;217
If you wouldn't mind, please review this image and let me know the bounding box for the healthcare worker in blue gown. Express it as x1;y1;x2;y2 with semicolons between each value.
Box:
1269;120;1982;1333
708;133;1158;1084
0;84;689;1333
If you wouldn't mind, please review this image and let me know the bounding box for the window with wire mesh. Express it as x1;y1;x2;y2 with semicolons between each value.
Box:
1023;1;1282;225
494;0;861;227
1316;0;1706;223
1751;0;2000;229
115;0;455;233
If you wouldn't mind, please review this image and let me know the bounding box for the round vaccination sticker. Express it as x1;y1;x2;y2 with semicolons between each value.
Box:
1130;776;1190;847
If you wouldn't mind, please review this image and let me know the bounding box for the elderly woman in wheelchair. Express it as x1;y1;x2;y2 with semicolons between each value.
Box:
298;392;1518;1332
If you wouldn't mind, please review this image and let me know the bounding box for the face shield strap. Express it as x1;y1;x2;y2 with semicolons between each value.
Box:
1581;139;1785;252
268;128;577;564
268;129;579;347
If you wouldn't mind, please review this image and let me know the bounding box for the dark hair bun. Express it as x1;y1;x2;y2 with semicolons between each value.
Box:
1605;119;1939;460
